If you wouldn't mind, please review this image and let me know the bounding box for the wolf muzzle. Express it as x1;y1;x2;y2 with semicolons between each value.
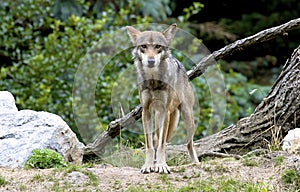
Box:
148;57;155;68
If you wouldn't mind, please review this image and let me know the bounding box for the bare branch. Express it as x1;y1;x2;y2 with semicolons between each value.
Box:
188;18;300;79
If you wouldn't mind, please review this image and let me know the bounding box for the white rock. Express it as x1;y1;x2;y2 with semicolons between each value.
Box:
282;128;300;155
0;91;18;114
0;91;84;168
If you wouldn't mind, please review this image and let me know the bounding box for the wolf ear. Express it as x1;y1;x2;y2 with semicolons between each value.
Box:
163;23;177;45
126;26;141;45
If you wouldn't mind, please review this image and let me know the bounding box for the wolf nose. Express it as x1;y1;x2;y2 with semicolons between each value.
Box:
148;58;155;67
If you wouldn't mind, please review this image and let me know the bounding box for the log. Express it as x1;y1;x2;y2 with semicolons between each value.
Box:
84;18;300;156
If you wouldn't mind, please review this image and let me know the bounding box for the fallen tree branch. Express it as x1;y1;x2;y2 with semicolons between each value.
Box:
84;18;300;156
168;45;300;156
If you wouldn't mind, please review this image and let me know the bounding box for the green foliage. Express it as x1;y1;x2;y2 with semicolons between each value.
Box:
179;2;204;22
0;0;151;142
0;0;52;63
220;11;296;37
139;0;172;21
26;148;68;169
52;0;85;21
224;69;271;126
0;0;92;138
216;0;299;62
0;0;278;149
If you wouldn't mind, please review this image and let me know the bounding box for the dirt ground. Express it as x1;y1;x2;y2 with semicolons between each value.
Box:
0;151;299;192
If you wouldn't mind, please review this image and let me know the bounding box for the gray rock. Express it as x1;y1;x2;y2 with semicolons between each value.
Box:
282;128;300;155
0;92;84;168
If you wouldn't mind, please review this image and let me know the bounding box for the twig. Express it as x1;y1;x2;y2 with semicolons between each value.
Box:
198;151;242;160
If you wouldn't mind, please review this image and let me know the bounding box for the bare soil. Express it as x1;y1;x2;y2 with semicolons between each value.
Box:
0;151;298;192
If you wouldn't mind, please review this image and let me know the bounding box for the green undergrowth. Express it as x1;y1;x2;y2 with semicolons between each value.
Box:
25;148;68;169
126;176;270;192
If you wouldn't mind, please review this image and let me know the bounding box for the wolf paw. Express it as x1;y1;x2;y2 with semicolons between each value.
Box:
155;163;170;174
141;164;155;174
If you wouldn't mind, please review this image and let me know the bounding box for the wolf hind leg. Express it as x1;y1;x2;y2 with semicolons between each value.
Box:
166;109;180;142
181;105;199;163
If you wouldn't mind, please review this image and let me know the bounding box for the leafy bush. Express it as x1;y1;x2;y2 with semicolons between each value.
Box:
224;69;271;126
0;0;152;143
26;148;68;169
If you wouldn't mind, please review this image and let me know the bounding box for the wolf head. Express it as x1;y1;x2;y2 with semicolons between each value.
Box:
126;24;177;68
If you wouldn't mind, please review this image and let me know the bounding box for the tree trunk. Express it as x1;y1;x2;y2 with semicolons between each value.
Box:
168;45;300;157
84;18;300;156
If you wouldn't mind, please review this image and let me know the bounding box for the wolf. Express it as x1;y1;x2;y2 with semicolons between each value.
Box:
126;24;199;174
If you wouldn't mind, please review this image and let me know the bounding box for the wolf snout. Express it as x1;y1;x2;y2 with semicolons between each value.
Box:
148;58;155;67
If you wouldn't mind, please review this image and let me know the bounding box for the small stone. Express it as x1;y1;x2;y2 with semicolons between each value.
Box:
282;128;300;155
66;171;89;185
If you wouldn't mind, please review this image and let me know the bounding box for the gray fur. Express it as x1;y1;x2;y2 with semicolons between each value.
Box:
126;24;199;174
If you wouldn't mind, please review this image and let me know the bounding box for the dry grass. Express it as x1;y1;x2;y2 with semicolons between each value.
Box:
0;151;299;191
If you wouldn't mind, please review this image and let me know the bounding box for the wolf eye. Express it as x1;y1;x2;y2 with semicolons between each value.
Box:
155;45;161;49
141;45;147;49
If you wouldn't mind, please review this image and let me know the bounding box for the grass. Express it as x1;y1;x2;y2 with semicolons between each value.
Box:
31;173;44;182
1;150;298;192
102;147;145;168
242;157;260;167
214;164;230;173
268;125;283;152
172;166;186;173
26;164;100;191
0;175;8;186
61;164;99;186
19;184;27;191
167;153;190;166
126;176;270;192
101;145;191;169
273;155;285;167
282;168;300;190
84;170;99;186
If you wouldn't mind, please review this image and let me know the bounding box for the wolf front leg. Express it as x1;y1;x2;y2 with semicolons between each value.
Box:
141;108;155;174
154;108;171;174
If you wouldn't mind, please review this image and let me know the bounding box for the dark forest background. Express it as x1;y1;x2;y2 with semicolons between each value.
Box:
0;0;299;146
